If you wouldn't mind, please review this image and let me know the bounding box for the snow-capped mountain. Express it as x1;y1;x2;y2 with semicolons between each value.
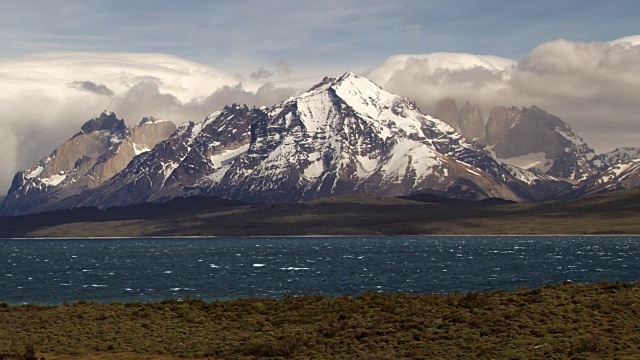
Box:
1;111;176;215
4;73;592;215
207;73;558;203
53;73;563;211
485;106;606;181
601;147;640;166
558;159;640;199
55;104;258;209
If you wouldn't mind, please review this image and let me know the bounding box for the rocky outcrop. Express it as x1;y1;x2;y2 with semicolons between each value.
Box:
485;106;606;181
433;99;487;146
485;106;520;147
1;111;176;215
458;102;487;146
434;98;460;133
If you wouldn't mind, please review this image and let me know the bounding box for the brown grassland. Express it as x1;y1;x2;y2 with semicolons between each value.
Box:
2;281;640;359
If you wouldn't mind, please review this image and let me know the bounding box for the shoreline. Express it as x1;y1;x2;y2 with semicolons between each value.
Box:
0;279;621;307
3;233;640;240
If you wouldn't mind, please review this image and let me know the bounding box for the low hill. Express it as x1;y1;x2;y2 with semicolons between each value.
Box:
1;189;639;238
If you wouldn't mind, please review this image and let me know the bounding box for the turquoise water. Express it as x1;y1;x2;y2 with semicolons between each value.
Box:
1;236;638;305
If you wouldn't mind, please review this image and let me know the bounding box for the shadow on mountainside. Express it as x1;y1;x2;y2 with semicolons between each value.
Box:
0;190;639;238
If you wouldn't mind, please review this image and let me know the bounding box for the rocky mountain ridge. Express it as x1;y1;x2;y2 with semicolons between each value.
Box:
486;105;606;181
434;98;607;182
47;73;566;212
53;104;258;209
602;147;640;165
1;73;636;215
558;159;640;199
434;98;487;145
1;111;176;215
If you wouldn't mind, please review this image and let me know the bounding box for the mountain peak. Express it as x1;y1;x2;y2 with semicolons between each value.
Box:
139;116;160;125
223;103;249;112
307;76;336;92
291;72;389;111
337;71;357;81
333;72;384;91
74;110;126;138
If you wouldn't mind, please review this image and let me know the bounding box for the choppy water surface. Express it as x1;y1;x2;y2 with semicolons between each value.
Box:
1;236;639;305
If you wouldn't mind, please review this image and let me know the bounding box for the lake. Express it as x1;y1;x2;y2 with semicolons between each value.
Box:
1;236;639;305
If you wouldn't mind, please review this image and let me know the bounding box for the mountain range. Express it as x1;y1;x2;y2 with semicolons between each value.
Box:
1;113;176;215
1;73;637;216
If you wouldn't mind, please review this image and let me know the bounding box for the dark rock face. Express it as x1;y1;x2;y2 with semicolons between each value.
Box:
73;110;126;138
434;98;460;133
61;73;564;211
485;106;606;181
1;111;176;215
485;106;521;147
433;98;487;146
458;102;487;146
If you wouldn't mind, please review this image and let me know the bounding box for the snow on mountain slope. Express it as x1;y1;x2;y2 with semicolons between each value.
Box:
12;73;570;213
1;111;176;215
55;104;259;209
601;147;640;166
485;106;606;181
559;159;640;199
205;73;554;203
557;144;640;199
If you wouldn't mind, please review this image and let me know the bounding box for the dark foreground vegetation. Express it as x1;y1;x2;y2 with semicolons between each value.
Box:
1;189;640;238
2;281;640;359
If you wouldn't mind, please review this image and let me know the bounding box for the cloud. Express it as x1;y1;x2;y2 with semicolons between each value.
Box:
275;59;292;76
111;80;298;125
366;36;640;153
0;124;18;195
250;66;274;80
67;80;114;96
250;60;294;81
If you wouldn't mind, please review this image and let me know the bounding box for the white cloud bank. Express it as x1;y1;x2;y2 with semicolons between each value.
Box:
365;36;640;155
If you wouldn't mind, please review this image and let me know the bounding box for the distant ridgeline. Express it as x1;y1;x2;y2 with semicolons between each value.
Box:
2;73;639;216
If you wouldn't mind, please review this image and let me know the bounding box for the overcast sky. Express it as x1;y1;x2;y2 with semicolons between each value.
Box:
0;1;639;194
